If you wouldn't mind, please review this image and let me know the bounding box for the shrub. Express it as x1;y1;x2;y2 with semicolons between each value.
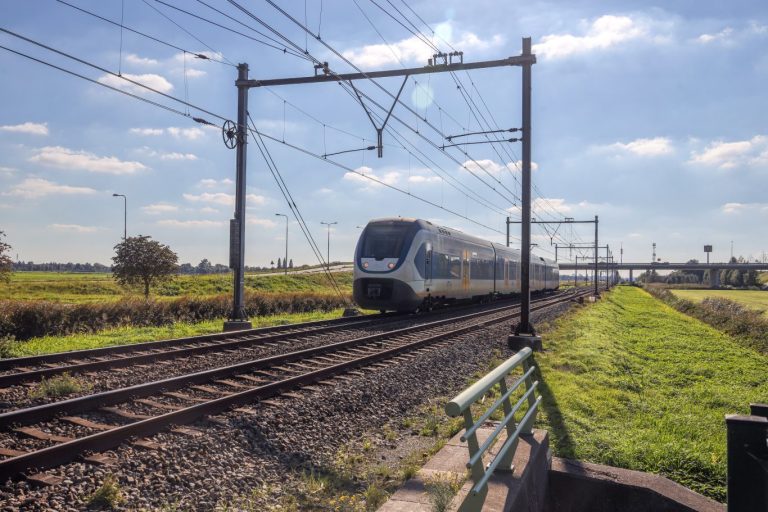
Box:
31;373;90;398
647;288;768;354
88;474;124;509
0;291;349;341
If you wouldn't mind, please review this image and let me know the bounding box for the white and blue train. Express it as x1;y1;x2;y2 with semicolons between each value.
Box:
353;218;559;312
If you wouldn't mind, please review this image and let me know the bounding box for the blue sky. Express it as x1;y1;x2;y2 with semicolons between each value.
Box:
1;0;766;267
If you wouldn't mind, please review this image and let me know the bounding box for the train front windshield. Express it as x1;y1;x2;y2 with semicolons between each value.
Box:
361;224;411;260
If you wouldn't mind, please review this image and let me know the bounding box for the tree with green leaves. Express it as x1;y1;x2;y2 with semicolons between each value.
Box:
0;230;12;284
112;235;178;298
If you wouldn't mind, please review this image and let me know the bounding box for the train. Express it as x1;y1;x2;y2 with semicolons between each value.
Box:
353;217;560;312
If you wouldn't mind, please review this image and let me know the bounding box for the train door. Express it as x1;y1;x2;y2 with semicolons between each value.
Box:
424;242;433;290
462;250;470;293
504;258;509;291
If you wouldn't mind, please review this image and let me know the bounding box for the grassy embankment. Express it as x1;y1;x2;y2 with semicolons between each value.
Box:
670;289;768;317
535;285;768;502
1;271;355;357
7;309;348;357
3;271;353;303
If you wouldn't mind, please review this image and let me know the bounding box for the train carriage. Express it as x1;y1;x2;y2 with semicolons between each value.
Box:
353;218;559;312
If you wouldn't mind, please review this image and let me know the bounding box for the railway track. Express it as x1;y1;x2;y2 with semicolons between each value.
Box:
0;289;586;482
0;296;534;388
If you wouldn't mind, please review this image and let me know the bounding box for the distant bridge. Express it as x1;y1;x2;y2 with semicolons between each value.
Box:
557;262;768;287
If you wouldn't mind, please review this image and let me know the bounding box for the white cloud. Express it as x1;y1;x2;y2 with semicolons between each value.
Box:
696;27;733;44
49;223;100;233
198;178;233;189
160;152;197;161
460;159;537;176
720;202;768;214
0;166;16;176
167;127;205;140
533;15;653;60
97;73;173;94
408;175;442;184
183;192;266;206
247;218;277;228
125;54;159;66
508;197;604;217
598;137;673;157
628;232;643;238
688;135;768;169
141;203;179;215
3;178;97;198
130;128;164;136
0;122;49;135
157;219;225;228
29;146;147;174
343;166;401;188
185;69;207;78
342;21;503;67
200;206;219;214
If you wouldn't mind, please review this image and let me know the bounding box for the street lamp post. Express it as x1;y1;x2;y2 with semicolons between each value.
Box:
112;193;126;240
320;221;337;270
275;213;288;275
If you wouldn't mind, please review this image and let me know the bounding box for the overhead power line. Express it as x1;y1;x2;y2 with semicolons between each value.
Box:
227;0;521;207
154;0;313;61
0;27;228;124
252;125;509;237
54;0;233;66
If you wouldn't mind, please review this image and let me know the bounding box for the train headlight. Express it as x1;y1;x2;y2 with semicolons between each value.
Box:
363;262;369;268
387;262;395;269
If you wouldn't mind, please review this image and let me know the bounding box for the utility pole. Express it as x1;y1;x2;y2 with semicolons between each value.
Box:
574;255;578;286
594;215;599;297
224;63;251;331
275;213;288;275
519;37;533;336
321;221;337;270
506;217;510;247
112;193;126;240
652;242;656;263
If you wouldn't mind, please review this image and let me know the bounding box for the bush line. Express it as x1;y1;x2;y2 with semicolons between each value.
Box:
0;292;349;341
646;287;768;355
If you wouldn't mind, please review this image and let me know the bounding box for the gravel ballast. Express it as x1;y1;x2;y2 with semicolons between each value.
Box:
0;300;575;511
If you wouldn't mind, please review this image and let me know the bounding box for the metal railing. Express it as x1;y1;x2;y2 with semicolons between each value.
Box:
445;347;541;512
726;403;768;512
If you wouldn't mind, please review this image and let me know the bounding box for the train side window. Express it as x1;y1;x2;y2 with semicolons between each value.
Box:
449;255;461;278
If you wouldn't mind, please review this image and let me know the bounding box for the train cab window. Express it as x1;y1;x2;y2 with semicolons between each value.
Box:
361;224;410;260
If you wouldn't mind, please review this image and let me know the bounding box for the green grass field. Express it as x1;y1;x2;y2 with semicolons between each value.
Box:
535;286;768;501
1;271;353;303
670;289;768;316
5;309;348;357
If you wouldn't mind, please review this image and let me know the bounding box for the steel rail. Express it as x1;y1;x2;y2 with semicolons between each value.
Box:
0;313;387;371
0;290;583;480
0;294;564;427
0;295;531;385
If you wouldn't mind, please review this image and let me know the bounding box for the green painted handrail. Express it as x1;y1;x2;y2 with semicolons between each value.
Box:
444;346;540;512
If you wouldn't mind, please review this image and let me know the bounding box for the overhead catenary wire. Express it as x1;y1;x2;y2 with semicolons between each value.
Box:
0;43;201;120
262;86;515;220
228;0;521;207
54;0;233;66
252;125;508;236
0;27;229;124
154;0;313;61
246;113;348;301
140;0;235;65
393;1;585;248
